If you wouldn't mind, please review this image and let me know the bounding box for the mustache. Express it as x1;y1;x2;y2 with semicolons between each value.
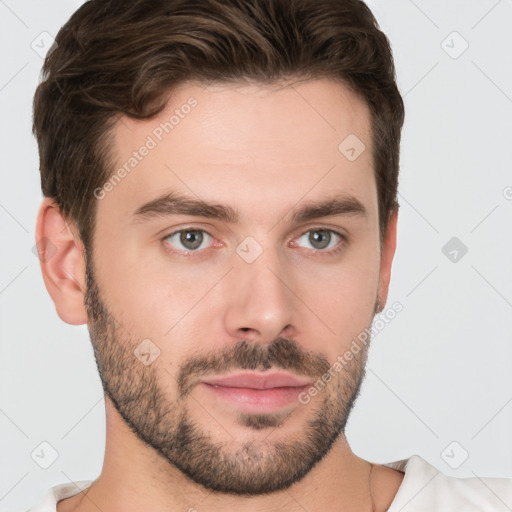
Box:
177;337;331;397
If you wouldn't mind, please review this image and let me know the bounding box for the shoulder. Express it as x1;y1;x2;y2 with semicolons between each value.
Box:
384;455;512;511
26;481;93;512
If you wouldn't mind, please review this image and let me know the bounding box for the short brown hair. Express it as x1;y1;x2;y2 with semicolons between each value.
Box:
33;0;404;252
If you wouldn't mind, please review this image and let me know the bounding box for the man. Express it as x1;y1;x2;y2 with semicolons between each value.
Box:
29;0;511;510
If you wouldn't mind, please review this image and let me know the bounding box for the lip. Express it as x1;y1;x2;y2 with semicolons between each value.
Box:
199;372;313;414
201;371;313;389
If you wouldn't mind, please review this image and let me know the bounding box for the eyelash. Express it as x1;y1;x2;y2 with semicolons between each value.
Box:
161;226;347;257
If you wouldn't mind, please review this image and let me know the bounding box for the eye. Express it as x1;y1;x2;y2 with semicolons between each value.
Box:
163;229;213;252
295;228;344;251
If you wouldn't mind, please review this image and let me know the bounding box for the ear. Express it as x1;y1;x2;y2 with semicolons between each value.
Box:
376;208;398;312
35;198;88;325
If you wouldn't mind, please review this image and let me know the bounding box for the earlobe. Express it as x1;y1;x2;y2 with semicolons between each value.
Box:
35;198;89;325
377;208;398;312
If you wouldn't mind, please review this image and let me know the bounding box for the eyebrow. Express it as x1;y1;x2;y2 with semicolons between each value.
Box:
130;191;367;225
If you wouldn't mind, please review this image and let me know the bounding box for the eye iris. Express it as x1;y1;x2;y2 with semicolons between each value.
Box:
180;230;203;250
309;229;331;249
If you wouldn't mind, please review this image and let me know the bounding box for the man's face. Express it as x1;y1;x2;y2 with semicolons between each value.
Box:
85;79;384;494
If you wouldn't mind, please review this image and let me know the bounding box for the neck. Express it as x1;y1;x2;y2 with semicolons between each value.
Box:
58;401;401;512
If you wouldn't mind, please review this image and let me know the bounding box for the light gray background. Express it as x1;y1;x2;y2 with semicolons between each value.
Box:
1;1;511;510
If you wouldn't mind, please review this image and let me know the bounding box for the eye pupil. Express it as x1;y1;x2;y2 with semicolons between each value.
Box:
180;230;203;250
309;229;331;249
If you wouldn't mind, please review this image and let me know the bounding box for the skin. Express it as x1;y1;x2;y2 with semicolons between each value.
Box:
37;78;403;512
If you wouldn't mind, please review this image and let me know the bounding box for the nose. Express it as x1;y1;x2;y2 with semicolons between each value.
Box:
222;246;296;344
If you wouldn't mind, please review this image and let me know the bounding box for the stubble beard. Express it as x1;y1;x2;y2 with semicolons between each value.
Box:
84;256;372;495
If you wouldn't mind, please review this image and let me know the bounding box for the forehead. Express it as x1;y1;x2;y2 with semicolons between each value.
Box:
101;78;376;225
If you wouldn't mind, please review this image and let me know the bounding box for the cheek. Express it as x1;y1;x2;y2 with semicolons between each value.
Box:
295;253;380;352
102;259;236;356
92;224;207;332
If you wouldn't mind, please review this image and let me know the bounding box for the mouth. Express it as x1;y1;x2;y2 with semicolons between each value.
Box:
199;371;313;413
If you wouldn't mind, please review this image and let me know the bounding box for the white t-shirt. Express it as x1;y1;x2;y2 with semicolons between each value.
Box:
25;455;512;511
